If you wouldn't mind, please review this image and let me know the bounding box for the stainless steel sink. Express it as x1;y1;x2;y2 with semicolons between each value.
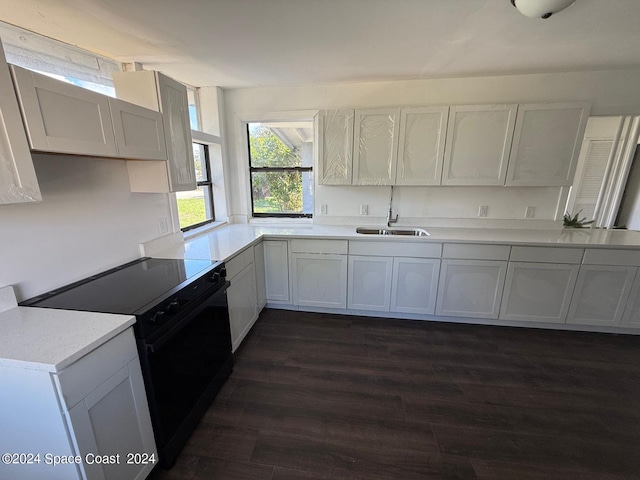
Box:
356;227;430;237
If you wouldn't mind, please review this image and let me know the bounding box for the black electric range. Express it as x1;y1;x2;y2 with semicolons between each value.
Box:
21;257;233;468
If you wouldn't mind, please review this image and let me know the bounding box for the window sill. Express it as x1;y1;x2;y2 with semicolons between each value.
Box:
182;221;228;240
249;217;313;225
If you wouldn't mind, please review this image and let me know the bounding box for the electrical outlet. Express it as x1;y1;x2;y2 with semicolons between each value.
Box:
320;204;328;215
360;204;368;216
478;205;488;218
158;217;169;234
525;206;536;219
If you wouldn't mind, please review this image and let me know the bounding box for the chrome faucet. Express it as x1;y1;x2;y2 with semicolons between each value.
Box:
386;186;398;227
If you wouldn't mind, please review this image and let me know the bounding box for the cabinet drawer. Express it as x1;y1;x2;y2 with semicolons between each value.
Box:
226;247;255;279
582;249;640;266
55;328;138;411
349;241;441;258
510;246;583;264
291;239;348;254
443;243;510;260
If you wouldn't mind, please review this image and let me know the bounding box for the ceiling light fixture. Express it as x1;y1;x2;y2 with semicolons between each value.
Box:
511;0;577;19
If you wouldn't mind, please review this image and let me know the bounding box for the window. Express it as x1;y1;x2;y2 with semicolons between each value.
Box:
176;143;215;231
248;121;313;217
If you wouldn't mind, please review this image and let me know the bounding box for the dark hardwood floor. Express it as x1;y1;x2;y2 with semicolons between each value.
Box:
149;309;640;479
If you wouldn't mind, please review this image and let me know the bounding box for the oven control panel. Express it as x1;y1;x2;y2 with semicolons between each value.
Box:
137;262;227;339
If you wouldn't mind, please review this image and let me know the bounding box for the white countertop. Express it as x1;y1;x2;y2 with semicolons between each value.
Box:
0;306;135;372
154;223;640;262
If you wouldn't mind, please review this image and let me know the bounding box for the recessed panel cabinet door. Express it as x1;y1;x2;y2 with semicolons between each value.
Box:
227;263;259;351
292;253;347;309
0;42;40;204
264;240;290;303
157;72;197;192
436;259;507;319
500;262;579;323
396;106;449;185
353;108;400;185
442;104;517;185
67;359;156;480
567;265;637;326
317;109;353;185
506;103;590;186
622;273;640;328
347;255;393;312
391;257;440;315
109;98;167;160
11;65;118;157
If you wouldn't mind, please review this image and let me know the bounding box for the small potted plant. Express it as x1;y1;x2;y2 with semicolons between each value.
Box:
563;210;594;228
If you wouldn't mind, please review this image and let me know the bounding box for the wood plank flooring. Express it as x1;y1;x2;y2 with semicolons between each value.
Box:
149;309;640;479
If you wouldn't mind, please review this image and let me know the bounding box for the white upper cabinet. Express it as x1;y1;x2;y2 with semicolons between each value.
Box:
395;106;448;186
0;43;40;204
352;108;400;185
109;98;167;161
442;104;517;185
11;65;118;158
506;102;590;186
113;70;196;192
317;109;353;185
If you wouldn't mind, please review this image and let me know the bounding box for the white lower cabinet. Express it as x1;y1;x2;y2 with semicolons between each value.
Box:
347;255;393;311
567;265;637;326
622;273;640;328
0;328;156;480
227;248;259;352
292;253;348;308
254;241;267;309
264;240;290;303
500;262;579;323
436;259;507;319
391;257;440;315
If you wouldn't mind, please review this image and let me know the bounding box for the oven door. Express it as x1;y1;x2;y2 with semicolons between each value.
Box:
139;281;233;466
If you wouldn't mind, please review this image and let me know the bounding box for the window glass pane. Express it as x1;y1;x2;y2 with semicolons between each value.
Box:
193;143;207;182
176;186;211;229
248;123;303;168
187;87;199;130
252;170;313;215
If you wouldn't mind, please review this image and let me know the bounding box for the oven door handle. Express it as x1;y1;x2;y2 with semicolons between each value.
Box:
144;281;229;354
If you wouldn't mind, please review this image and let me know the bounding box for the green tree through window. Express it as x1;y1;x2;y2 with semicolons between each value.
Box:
248;122;313;217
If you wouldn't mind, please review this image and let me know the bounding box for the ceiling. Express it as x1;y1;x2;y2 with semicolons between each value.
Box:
0;0;639;89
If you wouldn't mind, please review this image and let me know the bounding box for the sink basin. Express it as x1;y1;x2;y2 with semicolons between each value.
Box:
356;227;430;237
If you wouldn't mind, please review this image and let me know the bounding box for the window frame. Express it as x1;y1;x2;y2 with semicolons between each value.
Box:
179;142;216;232
246;123;313;219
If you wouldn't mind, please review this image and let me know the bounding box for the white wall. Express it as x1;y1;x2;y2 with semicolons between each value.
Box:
223;68;640;226
1;154;173;301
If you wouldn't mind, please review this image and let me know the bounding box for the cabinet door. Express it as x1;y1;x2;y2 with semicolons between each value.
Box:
227;263;259;351
500;262;579;323
317;109;353;185
442;104;517;185
109;98;167;160
506;103;590;186
352;108;400;185
254;241;267;309
264;240;290;303
436;259;507;319
157;72;197;192
396;106;448;185
567;265;636;326
0;43;40;204
11;65;118;157
67;359;157;480
292;253;347;308
622;272;640;328
391;257;441;315
347;255;393;312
